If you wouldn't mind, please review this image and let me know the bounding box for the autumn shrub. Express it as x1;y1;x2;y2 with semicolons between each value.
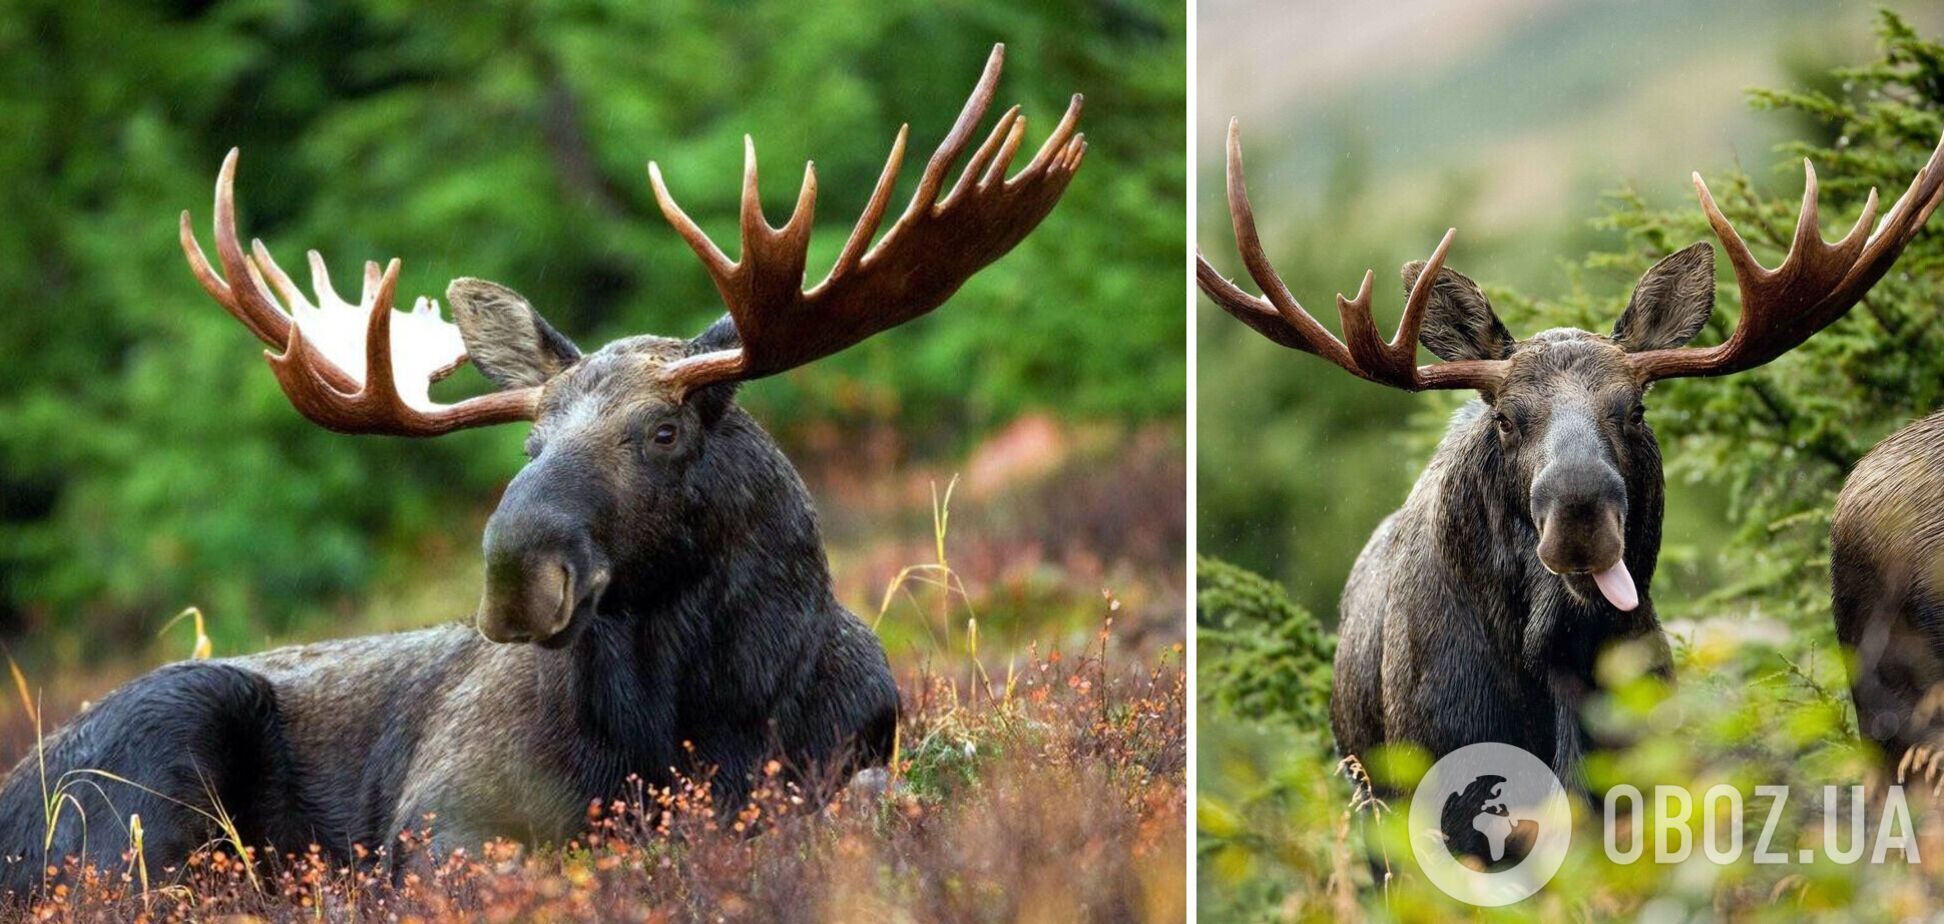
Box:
5;630;1185;923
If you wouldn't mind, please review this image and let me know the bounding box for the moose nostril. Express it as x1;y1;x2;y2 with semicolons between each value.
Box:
545;561;576;631
476;551;582;644
1536;506;1625;574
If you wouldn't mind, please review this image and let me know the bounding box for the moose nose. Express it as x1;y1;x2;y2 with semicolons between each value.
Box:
478;552;576;644
477;501;608;645
1531;460;1626;576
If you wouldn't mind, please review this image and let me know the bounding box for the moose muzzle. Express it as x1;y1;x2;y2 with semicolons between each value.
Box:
477;464;612;645
1530;448;1637;612
478;550;609;645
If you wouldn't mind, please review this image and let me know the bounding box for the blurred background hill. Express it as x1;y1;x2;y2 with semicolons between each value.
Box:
0;0;1186;678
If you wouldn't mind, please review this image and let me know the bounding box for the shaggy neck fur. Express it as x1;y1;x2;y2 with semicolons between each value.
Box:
1432;400;1666;673
539;404;841;796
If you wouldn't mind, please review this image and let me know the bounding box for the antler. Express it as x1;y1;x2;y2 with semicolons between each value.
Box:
1628;132;1944;382
1196;119;1507;391
646;43;1087;397
180;150;540;436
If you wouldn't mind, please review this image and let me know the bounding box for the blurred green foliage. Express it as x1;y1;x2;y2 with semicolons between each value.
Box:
1194;555;1341;919
1199;10;1944;920
0;0;1185;649
1195;556;1332;744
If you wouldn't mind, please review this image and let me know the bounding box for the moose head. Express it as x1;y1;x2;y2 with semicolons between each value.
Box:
179;45;1087;647
1199;118;1944;615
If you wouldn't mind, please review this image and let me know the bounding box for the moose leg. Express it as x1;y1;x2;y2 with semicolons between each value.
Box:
0;662;306;899
1844;597;1944;773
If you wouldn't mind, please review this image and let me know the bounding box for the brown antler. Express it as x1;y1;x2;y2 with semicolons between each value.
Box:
180;149;540;436
646;43;1087;397
1196;119;1507;391
1628;132;1944;382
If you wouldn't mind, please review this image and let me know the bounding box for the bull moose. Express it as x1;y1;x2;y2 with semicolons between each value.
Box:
0;45;1086;895
1198;118;1944;801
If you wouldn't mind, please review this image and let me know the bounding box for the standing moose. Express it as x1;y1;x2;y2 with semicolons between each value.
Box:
0;45;1085;895
1199;118;1944;802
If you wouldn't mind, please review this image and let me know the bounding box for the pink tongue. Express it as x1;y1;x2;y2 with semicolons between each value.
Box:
1592;560;1638;611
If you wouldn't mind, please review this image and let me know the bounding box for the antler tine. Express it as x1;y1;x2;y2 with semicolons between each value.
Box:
179;210;230;312
1633;130;1944;382
1219;119;1356;368
906;43;1005;218
942;105;1020;209
647;162;737;283
737;135;819;245
181;151;357;394
1195;252;1323;351
980;112;1028;189
1017;94;1084;186
731;136;819;344
179;149;294;350
1339;229;1458;387
1396;229;1458;360
250;238;315;314
308;251;348;309
827;125;909;281
360;259;404;401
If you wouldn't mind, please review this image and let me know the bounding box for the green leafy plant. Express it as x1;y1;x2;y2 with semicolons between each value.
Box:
1196;556;1334;740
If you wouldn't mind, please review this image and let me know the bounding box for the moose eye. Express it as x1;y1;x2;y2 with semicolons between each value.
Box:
652;423;679;446
1630;403;1647;425
1494;412;1515;437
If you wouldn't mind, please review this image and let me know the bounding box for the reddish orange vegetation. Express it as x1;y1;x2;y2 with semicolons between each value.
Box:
5;632;1184;922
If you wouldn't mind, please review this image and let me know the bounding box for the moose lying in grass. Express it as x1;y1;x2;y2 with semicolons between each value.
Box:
1198;117;1944;824
0;45;1086;896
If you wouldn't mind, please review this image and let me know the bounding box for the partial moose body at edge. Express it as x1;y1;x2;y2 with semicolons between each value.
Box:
1833;410;1944;767
0;44;1087;898
1198;114;1944;862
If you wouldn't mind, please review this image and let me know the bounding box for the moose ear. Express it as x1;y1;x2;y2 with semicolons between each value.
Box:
1403;261;1514;362
447;278;581;390
688;314;742;355
683;315;743;423
1612;242;1715;352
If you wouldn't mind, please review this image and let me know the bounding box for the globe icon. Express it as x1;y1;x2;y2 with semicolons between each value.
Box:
1438;774;1540;869
1410;743;1572;906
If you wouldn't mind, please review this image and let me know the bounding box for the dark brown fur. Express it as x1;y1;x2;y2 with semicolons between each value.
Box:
1332;246;1713;827
1833;410;1944;767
